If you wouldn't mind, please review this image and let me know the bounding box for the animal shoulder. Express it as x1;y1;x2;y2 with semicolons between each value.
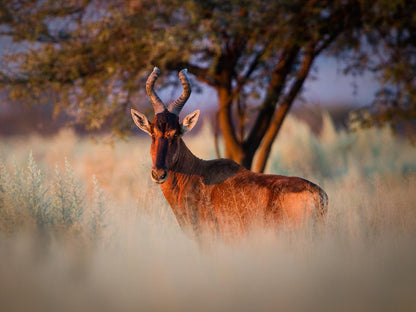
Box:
201;158;244;185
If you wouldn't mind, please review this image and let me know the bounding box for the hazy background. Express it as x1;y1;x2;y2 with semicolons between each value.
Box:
1;1;416;310
1;113;416;311
0;52;378;136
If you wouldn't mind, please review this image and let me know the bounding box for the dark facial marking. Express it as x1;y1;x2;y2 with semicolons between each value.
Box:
153;110;180;135
149;110;182;184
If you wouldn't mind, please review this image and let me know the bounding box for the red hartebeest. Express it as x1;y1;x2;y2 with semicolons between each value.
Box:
131;67;328;241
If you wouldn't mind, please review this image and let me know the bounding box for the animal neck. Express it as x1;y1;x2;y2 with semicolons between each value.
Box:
172;139;203;174
160;139;203;201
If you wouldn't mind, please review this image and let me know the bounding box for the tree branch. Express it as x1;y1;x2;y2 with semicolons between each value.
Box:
214;111;222;158
244;44;300;156
253;46;316;173
186;64;216;86
0;72;29;85
232;45;268;97
166;62;215;86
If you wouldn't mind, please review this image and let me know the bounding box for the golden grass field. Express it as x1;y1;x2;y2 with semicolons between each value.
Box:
1;113;416;312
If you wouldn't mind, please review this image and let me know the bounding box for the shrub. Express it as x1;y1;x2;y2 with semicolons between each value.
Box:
0;153;106;243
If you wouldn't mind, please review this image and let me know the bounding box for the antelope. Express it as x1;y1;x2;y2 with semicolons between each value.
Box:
131;67;328;241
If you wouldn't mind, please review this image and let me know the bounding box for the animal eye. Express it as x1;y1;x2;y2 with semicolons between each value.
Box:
168;131;178;138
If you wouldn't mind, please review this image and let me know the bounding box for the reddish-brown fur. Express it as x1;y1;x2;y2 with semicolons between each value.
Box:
131;68;327;242
132;109;328;242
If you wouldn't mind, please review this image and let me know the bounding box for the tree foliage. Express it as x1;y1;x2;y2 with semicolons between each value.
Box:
0;0;415;171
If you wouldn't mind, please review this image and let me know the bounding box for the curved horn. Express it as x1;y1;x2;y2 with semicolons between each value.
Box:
168;69;191;115
146;67;166;114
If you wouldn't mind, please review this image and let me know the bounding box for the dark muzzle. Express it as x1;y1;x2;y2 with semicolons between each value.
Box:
151;168;168;184
151;137;169;184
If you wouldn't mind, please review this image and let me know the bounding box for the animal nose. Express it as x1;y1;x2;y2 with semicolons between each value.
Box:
151;168;168;183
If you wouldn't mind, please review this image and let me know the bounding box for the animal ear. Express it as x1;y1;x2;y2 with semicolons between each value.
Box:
131;109;152;136
181;110;200;134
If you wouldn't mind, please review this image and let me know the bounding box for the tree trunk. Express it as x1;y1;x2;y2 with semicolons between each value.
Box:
253;49;315;173
252;102;291;173
215;86;258;169
217;86;245;163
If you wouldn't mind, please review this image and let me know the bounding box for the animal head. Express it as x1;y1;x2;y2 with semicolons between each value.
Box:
131;67;200;184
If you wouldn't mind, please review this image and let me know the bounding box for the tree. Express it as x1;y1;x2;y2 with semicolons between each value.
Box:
0;0;415;171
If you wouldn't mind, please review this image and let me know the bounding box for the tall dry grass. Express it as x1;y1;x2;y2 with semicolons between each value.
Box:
0;114;415;312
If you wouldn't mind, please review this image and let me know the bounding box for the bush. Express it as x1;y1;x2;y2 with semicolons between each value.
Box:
0;153;106;243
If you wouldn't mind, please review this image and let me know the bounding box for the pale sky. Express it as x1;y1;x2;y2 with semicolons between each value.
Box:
302;56;379;107
184;55;380;115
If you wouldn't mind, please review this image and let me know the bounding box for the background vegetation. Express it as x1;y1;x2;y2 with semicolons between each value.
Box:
1;0;415;171
0;1;415;310
0;115;415;311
